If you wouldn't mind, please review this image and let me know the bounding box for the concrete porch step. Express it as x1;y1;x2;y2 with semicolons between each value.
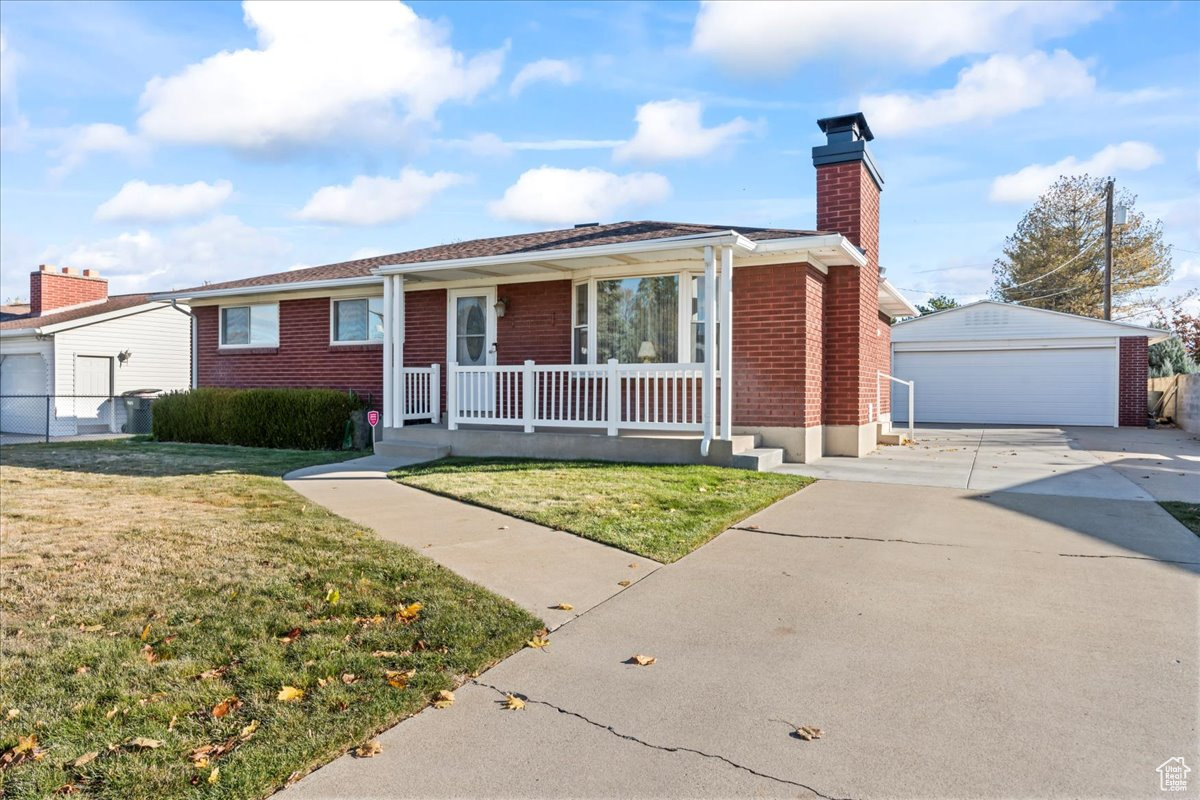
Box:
373;440;451;461
730;447;785;471
876;422;906;446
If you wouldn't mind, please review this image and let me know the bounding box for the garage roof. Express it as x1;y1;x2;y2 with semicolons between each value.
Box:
892;301;1170;343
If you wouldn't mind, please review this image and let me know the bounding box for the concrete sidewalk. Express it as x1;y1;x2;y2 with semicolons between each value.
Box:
284;456;659;630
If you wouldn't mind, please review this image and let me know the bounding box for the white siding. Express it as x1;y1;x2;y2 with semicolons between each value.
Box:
53;304;191;396
893;302;1156;344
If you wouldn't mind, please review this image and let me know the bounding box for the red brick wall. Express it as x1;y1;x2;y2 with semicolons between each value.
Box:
30;268;108;314
817;159;885;427
496;281;571;365
803;268;825;426
1118;336;1148;426
196;299;383;406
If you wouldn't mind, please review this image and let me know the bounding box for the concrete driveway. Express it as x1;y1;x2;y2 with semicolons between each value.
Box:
779;425;1200;502
283;479;1199;799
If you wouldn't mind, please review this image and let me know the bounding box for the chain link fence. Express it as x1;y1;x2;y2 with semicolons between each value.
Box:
0;393;157;444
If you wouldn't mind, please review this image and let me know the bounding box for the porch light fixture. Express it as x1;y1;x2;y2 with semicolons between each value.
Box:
637;340;657;363
494;297;508;318
117;349;132;364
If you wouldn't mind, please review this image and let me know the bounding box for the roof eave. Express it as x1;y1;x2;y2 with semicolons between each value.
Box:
154;275;382;302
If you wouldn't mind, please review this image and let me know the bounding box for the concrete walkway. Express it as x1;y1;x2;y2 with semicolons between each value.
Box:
284;456;659;630
282;479;1199;799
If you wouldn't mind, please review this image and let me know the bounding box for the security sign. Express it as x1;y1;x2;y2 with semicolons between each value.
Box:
367;410;380;427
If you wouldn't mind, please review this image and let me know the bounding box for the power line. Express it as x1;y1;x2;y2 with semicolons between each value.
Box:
1003;238;1101;290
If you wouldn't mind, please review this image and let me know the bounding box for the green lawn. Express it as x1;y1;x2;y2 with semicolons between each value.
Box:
0;441;541;799
390;457;813;563
1161;501;1200;536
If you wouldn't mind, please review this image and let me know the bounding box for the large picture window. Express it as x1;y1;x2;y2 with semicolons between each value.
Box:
595;276;679;363
220;303;278;346
332;297;384;343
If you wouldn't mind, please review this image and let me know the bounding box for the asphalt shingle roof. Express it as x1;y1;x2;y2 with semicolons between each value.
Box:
168;220;828;295
0;294;154;331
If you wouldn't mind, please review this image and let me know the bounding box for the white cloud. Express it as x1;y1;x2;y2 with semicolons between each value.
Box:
989;142;1163;203
614;100;753;163
861;50;1095;136
137;0;505;151
691;0;1107;74
50;123;144;178
489;167;671;225
510;58;578;96
95;179;233;223
296;168;466;225
0;30;30;150
440;132;624;157
41;215;290;292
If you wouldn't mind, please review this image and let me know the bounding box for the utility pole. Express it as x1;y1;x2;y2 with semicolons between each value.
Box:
1103;179;1114;320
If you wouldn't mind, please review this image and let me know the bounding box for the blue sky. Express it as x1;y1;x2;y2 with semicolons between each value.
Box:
1;0;1197;315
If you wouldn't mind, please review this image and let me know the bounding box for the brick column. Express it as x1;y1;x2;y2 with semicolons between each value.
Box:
1118;336;1148;427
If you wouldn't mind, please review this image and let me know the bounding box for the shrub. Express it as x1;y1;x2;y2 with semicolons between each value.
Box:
152;388;365;450
1149;337;1197;378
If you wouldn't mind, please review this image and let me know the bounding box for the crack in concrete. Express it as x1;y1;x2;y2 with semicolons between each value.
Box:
732;526;963;549
1057;553;1200;566
471;680;854;800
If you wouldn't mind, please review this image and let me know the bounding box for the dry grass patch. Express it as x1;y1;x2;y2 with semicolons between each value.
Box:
391;457;813;563
0;441;541;799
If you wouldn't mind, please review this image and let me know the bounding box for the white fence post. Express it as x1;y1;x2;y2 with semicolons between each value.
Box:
908;381;915;443
522;360;536;433
447;362;458;430
431;363;441;424
606;358;619;436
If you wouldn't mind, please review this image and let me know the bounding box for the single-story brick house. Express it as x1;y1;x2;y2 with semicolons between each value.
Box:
162;113;919;466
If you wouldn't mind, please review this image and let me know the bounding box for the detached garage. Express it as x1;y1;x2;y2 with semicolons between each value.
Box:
890;302;1168;427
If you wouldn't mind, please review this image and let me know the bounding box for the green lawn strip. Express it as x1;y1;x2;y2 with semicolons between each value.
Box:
1160;501;1200;536
0;442;542;799
390;457;813;563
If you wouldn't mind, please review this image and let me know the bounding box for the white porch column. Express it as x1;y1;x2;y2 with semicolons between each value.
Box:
382;276;393;427
393;275;405;427
719;245;734;440
701;245;717;455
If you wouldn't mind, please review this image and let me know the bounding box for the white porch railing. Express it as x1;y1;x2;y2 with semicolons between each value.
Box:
443;359;707;435
878;370;915;442
402;364;440;422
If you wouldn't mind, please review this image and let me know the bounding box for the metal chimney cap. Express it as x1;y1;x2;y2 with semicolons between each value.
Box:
816;112;874;142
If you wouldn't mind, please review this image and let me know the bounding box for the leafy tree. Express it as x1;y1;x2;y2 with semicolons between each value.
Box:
1149;337;1195;378
991;175;1172;318
916;294;959;315
1152;308;1200;363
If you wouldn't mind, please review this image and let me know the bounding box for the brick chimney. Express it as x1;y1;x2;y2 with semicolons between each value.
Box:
813;112;888;457
30;265;109;316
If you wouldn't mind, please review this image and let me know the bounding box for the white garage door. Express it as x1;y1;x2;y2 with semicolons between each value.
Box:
0;354;48;434
892;347;1115;426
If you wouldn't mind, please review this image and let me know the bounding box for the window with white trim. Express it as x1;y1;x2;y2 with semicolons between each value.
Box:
332;297;384;343
572;272;715;365
220;303;278;346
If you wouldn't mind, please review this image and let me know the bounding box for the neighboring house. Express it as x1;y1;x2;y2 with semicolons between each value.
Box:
0;266;192;437
890;301;1168;427
162;112;919;467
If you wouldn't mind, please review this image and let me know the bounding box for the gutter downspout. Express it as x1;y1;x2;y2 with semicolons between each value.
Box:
170;300;197;389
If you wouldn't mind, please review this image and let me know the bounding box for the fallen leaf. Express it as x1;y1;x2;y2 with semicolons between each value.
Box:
239;720;259;740
503;694;525;710
78;624;103;633
340;673;358;685
211;697;241;718
277;686;305;702
325;588;340;606
551;603;574;611
353;739;382;758
104;706;120;720
627;654;656;666
617;580;632;587
53;784;81;794
395;602;423;622
5;709;18;720
386;669;416;689
73;752;98;768
432;690;455;709
278;627;302;645
372;650;399;658
286;770;304;785
168;715;177;731
207;767;220;785
141;644;157;664
14;735;38;754
128;738;162;749
75;666;89;675
139;624;151;642
198;665;229;680
525;635;550;649
779;721;824;741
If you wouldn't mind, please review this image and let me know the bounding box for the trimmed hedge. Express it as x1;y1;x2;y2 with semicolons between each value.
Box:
152;388;365;450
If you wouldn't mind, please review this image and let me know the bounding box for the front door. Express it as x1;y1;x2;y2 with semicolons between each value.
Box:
448;289;497;414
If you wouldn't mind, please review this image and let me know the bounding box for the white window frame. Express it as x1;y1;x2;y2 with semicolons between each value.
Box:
571;270;702;365
329;296;385;345
219;302;279;349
